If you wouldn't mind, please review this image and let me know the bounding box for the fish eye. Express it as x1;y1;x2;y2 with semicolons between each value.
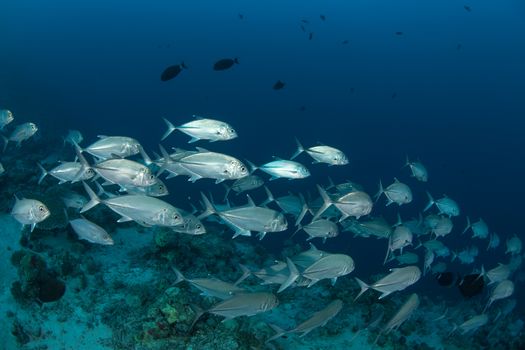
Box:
173;214;180;220
149;175;155;180
38;205;45;212
196;224;202;229
159;185;164;190
229;128;234;133
241;166;246;172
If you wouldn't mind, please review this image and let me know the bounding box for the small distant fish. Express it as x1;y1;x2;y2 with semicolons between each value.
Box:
161;62;187;82
0;109;14;130
238;13;244;20
424;192;460;217
64;129;83;146
37;161;95;185
267;300;343;342
3;122;38;151
192;292;278;325
292;139;348;166
464;5;472;12
354;266;421;300
161;116;237;143
320;15;326;21
314;185;373;221
452;314;488;335
224;174;264;199
404;156;428;182
11;196;50;232
213;58;239;71
173;266;247;299
299;253;355;287
342;40;349;45
301;19;310;24
395;32;404;36
251;159;310;180
375;178;412;206
295;219;339;242
457;43;463;50
463;217;489;239
79;136;148;162
374;294;419;344
309;32;314;40
479;264;511;285
505;234;522;255
69;216;114;245
273;80;285;90
487;232;500;250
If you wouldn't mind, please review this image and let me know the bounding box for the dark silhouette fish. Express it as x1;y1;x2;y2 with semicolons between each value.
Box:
309;32;314;40
392;92;397;99
161;62;187;82
395;31;404;36
238;13;244;20
464;5;471;12
213;58;239;71
301;19;310;24
435;272;455;287
300;24;306;32
273;80;285;90
299;106;306;112
320;14;326;21
457;274;484;298
457;43;463;50
342;39;349;45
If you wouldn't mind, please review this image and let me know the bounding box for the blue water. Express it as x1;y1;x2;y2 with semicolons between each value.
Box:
1;0;525;347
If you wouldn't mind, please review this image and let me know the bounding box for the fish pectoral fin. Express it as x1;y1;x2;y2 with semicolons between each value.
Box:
188;137;199;143
378;291;392;299
215;179;225;184
117;216;134;223
269;176;279;181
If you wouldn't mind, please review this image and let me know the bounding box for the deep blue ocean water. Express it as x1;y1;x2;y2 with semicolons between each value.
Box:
1;0;525;345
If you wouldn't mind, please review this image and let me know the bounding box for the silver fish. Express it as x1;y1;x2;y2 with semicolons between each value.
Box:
0;109;14;130
295;219;339;242
314;185;373;221
463;217;489;239
64;129;83;146
479;263;511;285
81;182;183;227
293;253;355;288
38;162;95;185
93;158;158;187
375;178;412;206
193;292;278;323
405;156;428;182
121;179;169;197
452;246;478;264
389;252;419;265
427;215;453;238
199;193;287;239
173;267;247;299
69;216;113;245
0;162;4;176
80;136;148;162
375;293;419;344
291;138;348;166
263;187;305;217
254;159;310;180
171;209;206;235
505;234;522;255
355;266;421;300
3;122;38;150
452;314;488;335
162;117;237;142
487;232;500;250
61;191;88;211
342;217;392;239
485;280;514;312
290;243;328;270
174;147;248;183
224;175;264;199
267;299;343;342
424;192;460;217
11;196;50;232
245;260;289;285
384;225;413;264
155;145;199;179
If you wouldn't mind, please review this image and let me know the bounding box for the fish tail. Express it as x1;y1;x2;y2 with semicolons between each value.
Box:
161;118;177;141
198;192;216;219
233;57;239;64
234;264;251;286
462;216;471;234
423;191;435;212
374;179;384;202
266;324;287;343
81;182;101;213
139;145;153;166
181;61;188;69
353;277;370;301
290;137;304;160
189;304;205;331
171;266;185;284
222;183;231;202
37;163;47;185
278;257;299;293
383;235;393;265
312;184;332;221
72;143;92;183
261;186;274;206
325;176;335;190
294;202;309;227
156;144;172;176
245;159;258;174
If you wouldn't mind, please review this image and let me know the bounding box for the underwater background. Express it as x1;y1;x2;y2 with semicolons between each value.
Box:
1;0;525;349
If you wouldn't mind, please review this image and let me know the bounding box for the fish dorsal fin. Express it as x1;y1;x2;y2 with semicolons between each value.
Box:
192;115;204;120
97;135;108;139
393;177;400;183
272;156;284;161
195;147;210;153
246;195;256;207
